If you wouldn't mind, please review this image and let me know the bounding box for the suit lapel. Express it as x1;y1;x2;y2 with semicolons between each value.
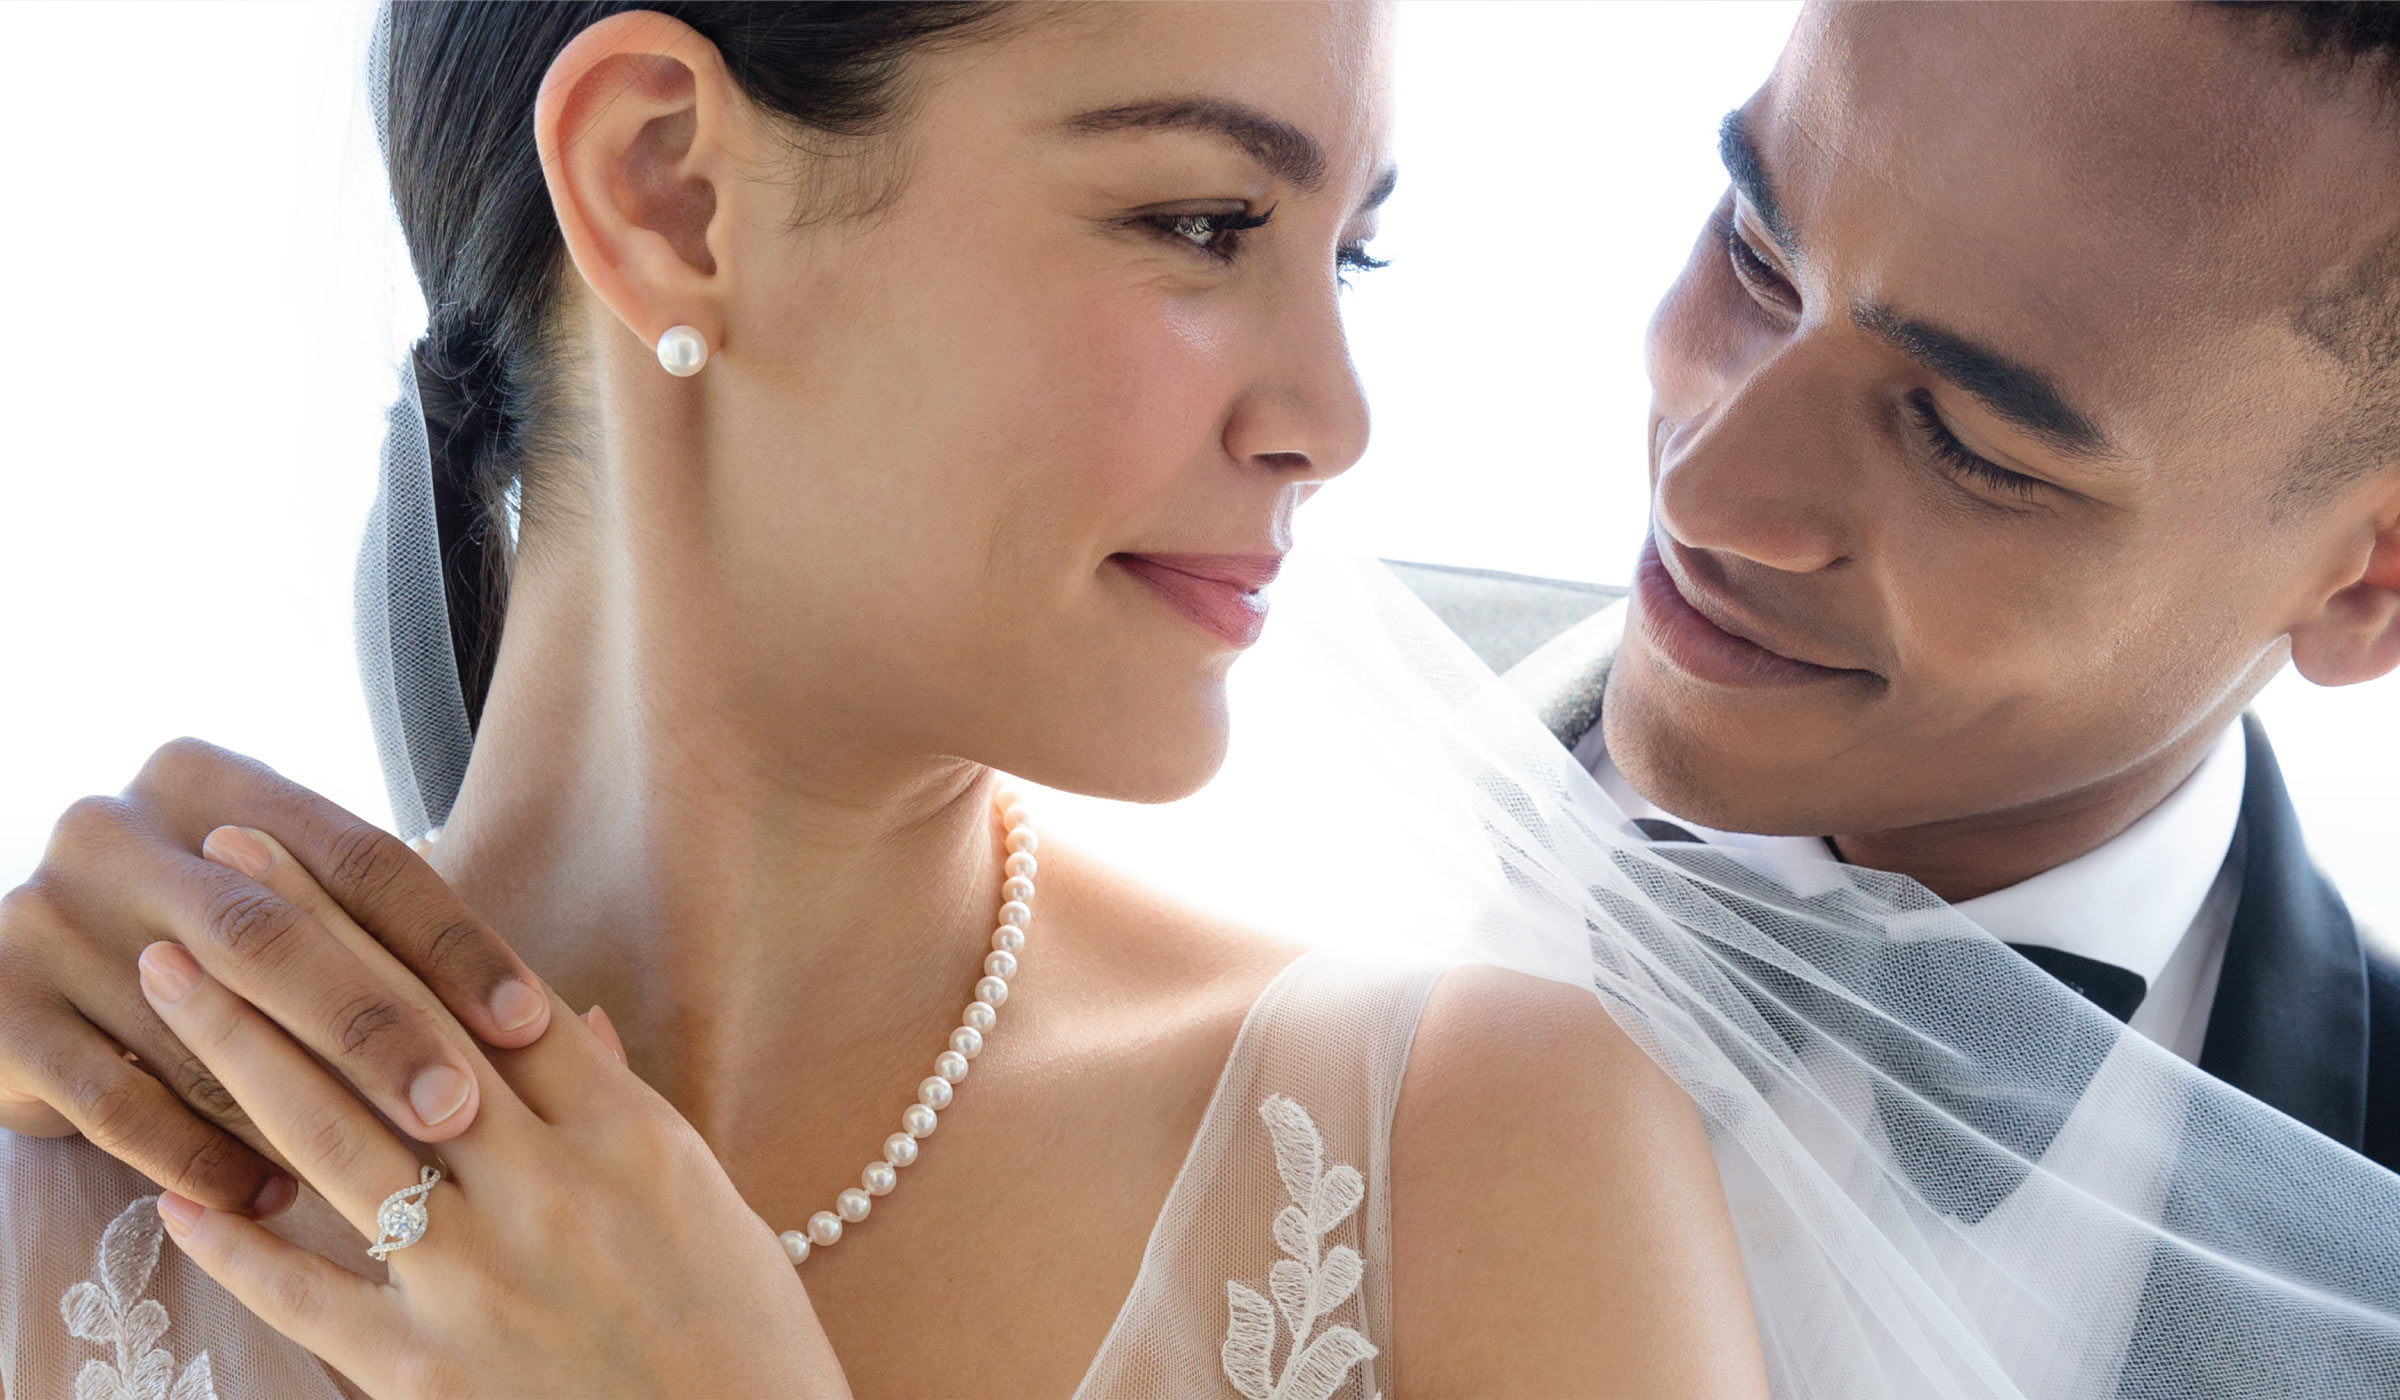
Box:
1503;597;1627;749
2195;714;2369;1150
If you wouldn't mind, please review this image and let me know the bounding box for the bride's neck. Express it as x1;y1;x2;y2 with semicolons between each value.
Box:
427;529;1004;1148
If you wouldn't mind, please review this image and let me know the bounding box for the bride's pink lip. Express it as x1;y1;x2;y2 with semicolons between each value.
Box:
1111;553;1281;649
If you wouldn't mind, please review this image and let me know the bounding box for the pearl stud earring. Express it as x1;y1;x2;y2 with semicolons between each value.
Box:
656;324;708;377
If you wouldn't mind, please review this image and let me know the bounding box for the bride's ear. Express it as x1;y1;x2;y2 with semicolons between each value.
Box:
534;12;743;357
2288;480;2400;687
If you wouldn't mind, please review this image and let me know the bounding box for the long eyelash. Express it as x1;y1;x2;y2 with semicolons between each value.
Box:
1144;206;1387;283
1721;212;1791;301
1338;244;1389;274
1904;391;2043;499
1150;206;1275;261
1336;242;1388;289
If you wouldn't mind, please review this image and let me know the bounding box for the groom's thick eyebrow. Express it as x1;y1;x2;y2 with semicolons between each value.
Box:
1064;98;1330;192
1853;306;2119;460
1718;110;1797;259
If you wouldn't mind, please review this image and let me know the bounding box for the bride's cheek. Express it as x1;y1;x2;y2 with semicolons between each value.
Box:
1051;299;1252;519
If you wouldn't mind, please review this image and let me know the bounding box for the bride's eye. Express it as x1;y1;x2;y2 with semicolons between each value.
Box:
1146;206;1276;261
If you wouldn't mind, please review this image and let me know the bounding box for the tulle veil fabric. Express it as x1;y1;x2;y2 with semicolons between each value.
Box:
341;8;2400;1394
1020;543;2400;1399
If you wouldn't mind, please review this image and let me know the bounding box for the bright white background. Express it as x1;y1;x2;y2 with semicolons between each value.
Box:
1;2;2391;934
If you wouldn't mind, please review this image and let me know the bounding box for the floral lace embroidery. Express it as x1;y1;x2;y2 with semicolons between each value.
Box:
61;1196;220;1400
1221;1095;1378;1400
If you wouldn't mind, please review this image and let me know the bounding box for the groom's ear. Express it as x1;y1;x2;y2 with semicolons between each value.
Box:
2288;477;2400;687
533;11;743;355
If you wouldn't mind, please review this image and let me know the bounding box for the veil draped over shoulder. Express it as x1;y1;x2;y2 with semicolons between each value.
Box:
1047;544;2400;1399
330;12;2400;1397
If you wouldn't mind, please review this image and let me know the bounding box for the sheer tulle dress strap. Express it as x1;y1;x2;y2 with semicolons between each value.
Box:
0;1131;344;1400
1073;948;1448;1400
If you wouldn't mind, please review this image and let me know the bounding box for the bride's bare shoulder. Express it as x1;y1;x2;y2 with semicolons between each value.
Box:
1389;964;1768;1399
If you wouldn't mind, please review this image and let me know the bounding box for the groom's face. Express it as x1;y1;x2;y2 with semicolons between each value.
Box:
1607;0;2400;851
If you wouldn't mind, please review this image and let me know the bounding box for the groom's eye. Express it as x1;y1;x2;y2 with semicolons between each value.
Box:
1721;209;1799;314
1903;390;2050;502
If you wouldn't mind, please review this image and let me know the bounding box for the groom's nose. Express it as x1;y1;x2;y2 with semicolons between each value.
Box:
1652;340;1857;577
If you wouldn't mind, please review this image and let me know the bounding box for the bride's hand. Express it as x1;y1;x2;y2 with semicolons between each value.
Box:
137;828;849;1399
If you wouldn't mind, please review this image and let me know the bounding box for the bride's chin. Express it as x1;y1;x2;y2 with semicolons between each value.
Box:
1011;709;1232;807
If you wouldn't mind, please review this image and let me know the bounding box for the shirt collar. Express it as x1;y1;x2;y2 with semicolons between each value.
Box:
1577;720;2249;986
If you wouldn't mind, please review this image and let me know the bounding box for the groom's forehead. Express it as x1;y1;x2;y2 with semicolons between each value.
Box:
1758;1;2399;433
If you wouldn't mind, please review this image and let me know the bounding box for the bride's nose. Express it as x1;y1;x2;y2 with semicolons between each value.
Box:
1222;294;1371;483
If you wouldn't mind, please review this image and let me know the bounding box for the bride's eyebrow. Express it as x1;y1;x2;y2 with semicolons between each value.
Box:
1063;97;1330;192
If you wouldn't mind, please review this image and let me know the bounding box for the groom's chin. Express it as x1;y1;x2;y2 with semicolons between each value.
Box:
1600;657;1873;839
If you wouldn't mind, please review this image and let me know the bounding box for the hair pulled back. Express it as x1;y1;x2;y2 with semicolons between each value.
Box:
376;1;1005;729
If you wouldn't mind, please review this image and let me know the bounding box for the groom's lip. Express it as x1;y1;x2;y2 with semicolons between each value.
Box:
1111;552;1281;649
1634;536;1872;687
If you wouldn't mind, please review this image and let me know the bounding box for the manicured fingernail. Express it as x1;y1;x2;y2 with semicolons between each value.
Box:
586;1004;628;1065
201;825;273;880
252;1171;297;1219
157;1191;203;1237
408;1064;472;1128
489;978;546;1033
137;943;204;1005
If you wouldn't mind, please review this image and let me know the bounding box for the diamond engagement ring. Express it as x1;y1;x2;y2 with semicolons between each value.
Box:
367;1164;443;1261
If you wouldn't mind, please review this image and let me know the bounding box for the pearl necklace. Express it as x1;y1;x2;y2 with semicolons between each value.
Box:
776;791;1039;1266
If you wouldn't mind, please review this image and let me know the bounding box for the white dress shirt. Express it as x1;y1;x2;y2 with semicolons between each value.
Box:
1574;720;2250;1062
1574;721;2254;1387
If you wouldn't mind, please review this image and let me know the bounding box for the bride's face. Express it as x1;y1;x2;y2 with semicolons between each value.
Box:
644;3;1391;802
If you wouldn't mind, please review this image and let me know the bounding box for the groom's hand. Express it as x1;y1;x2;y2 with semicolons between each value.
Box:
0;737;552;1216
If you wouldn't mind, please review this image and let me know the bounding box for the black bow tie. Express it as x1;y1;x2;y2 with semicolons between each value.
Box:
1620;818;2156;1225
1629;816;2150;1022
2003;944;2148;1022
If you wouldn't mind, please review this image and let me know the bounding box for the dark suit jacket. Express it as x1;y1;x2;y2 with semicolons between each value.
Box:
1383;560;2400;1172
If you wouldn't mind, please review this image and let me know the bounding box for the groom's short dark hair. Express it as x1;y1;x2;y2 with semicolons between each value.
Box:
2213;2;2400;494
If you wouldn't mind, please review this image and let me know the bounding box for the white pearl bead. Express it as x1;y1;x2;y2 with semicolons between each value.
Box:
976;975;1009;1007
964;1000;997;1032
992;784;1022;811
1002;876;1035;903
935;1049;969;1083
993;925;1025;953
807;1211;843;1247
919;1075;954;1110
984;948;1018;980
655;324;708;377
862;1160;897;1196
1007;828;1038;855
780;1229;811;1264
1005;853;1037;879
950;1025;984;1059
1003;802;1033;829
903;1103;939;1138
997;900;1032;928
884;1132;920;1167
837;1188;873;1223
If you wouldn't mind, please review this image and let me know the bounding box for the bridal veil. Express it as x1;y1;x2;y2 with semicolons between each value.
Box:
341;9;2400;1396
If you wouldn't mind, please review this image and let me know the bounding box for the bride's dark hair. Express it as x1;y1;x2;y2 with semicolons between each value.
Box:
377;1;1007;730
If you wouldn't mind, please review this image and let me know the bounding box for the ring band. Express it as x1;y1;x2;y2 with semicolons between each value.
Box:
367;1164;443;1261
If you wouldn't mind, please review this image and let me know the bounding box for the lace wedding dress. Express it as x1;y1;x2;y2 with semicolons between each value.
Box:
1;948;1443;1400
